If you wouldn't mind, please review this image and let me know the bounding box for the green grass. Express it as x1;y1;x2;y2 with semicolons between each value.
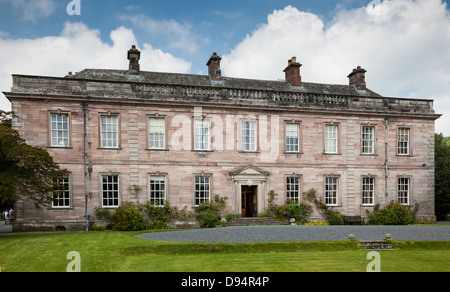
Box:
0;230;448;272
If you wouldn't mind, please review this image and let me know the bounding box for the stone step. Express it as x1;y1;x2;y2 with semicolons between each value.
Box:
227;217;287;226
360;240;395;251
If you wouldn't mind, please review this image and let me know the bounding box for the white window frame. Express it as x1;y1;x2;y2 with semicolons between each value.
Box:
194;175;210;205
194;119;210;151
397;177;410;205
286;176;300;202
50;113;69;147
397;127;410;155
325;176;338;206
149;175;166;206
362;176;375;206
52;174;71;208
100;115;119;148
148;117;166;149
325;124;338;154
101;174;120;207
241;120;257;152
361;126;375;154
285;123;300;153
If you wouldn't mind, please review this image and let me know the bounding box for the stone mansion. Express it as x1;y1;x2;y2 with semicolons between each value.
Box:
4;46;440;231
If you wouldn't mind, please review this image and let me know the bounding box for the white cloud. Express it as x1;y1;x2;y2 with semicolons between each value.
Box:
221;0;450;135
1;0;56;22
0;22;191;111
119;14;199;52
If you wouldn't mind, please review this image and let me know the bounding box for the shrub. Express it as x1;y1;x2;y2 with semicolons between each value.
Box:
276;199;312;222
144;201;195;229
264;190;312;222
304;188;344;225
110;201;146;231
194;195;227;228
366;200;419;225
91;223;105;231
144;201;174;229
94;206;111;221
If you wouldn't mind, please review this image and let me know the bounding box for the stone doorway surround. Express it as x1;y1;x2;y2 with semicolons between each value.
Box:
229;165;269;217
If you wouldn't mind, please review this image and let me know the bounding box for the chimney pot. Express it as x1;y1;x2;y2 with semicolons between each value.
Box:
283;56;302;87
347;66;367;89
207;52;222;81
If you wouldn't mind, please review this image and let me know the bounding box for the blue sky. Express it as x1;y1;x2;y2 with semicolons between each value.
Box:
0;0;449;134
0;0;370;73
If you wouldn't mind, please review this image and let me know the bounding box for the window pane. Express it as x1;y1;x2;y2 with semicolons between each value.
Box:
50;113;69;147
286;124;299;152
362;126;374;154
102;175;119;207
362;177;374;205
52;175;70;207
149;176;166;206
242;121;256;151
101;116;118;148
325;125;338;153
194;176;210;205
325;177;338;205
149;118;165;149
194;119;210;150
286;177;300;202
397;128;410;155
397;177;410;204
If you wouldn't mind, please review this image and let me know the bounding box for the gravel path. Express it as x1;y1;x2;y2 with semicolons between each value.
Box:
136;225;450;243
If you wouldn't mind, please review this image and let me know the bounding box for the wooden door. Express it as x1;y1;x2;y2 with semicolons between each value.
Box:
241;186;257;217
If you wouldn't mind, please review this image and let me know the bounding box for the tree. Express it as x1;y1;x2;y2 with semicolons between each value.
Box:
0;110;68;208
435;133;450;220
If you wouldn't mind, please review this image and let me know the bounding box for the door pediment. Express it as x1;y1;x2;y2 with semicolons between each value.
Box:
229;165;269;177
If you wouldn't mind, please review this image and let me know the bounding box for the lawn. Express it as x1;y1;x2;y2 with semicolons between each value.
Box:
0;230;448;272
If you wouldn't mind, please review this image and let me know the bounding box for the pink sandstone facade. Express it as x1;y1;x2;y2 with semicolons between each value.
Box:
4;47;440;231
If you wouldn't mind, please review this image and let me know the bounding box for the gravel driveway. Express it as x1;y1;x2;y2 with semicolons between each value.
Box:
136;225;450;243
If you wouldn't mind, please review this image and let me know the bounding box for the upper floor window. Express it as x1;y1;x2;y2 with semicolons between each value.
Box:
194;119;210;150
149;117;165;149
242;120;256;151
325;124;338;154
397;127;410;155
362;126;375;154
50;113;69;147
100;115;119;148
286;123;300;152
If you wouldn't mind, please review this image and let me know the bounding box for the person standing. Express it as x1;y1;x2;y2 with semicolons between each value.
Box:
8;208;14;224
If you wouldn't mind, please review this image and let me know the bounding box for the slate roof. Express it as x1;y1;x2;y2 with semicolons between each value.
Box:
70;69;382;98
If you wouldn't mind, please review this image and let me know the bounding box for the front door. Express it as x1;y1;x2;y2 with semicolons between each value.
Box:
241;185;257;217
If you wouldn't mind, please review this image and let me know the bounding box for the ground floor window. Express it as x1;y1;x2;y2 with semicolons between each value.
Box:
102;174;119;207
397;177;410;205
53;175;71;208
362;177;375;205
286;176;300;202
149;176;166;206
325;177;338;205
194;175;210;205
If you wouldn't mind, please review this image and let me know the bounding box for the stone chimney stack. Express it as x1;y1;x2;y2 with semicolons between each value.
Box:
283;57;302;87
347;66;367;90
207;52;222;81
128;45;141;75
